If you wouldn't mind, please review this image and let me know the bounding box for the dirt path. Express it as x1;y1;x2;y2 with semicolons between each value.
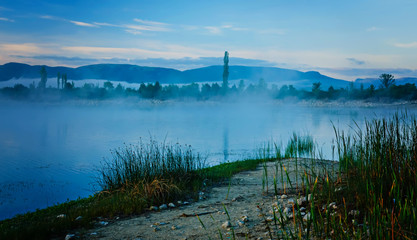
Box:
79;159;336;240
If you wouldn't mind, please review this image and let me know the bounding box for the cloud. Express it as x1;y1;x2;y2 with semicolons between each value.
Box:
0;17;13;22
204;24;248;35
346;57;365;65
366;26;381;32
133;18;167;26
205;26;222;35
124;24;169;32
0;43;45;54
69;20;98;28
8;55;276;70
394;42;417;48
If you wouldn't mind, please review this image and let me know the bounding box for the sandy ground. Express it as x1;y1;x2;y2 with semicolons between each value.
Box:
78;159;337;240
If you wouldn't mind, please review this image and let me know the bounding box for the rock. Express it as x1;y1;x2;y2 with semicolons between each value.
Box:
149;206;158;211
232;195;244;202
57;214;66;219
287;198;295;205
183;201;190;205
168;203;176;208
171;225;178;230
266;216;274;222
159;204;168;210
222;221;231;229
75;216;83;221
177;200;183;205
299;207;306;212
241;215;249;222
65;234;75;240
300;212;306;216
303;213;311;221
99;221;109;226
297;197;306;206
90;232;97;236
280;194;288;199
153;227;161;232
283;207;292;215
237;220;245;227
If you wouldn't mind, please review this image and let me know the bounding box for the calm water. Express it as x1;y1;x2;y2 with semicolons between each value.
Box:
0;101;414;220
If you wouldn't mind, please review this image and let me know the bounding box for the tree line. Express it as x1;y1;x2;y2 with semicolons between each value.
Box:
1;54;417;102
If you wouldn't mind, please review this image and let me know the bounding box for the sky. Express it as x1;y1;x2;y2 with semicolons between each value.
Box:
1;0;417;80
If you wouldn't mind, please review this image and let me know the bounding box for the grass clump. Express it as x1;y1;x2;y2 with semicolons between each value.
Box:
333;113;417;239
256;114;417;239
97;139;206;205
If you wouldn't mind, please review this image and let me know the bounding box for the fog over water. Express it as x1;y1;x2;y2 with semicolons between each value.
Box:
0;100;415;219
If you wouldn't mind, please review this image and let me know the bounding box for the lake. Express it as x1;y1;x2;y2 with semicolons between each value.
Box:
0;100;415;220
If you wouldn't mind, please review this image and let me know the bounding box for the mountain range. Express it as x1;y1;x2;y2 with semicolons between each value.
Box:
0;62;352;89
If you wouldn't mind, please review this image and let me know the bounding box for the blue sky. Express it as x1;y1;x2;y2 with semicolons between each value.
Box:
1;0;417;80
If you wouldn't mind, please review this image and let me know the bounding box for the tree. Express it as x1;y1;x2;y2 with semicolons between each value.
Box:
57;72;61;89
379;73;395;89
222;51;229;93
103;81;114;90
38;66;47;89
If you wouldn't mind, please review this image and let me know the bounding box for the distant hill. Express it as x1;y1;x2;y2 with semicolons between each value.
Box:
0;62;350;89
355;77;417;87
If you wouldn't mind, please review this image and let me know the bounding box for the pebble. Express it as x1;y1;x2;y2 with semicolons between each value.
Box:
222;221;231;229
153;227;161;232
303;213;311;221
65;234;75;240
75;216;83;221
241;215;249;222
237;220;245;227
159;204;168;210
57;214;66;218
266;216;274;222
299;207;306;212
287;198;295;205
183;201;190;205
297;197;306;206
280;194;288;199
283;207;291;215
99;221;109;226
168;203;176;208
171;225;178;230
149;206;158;211
177;200;183;205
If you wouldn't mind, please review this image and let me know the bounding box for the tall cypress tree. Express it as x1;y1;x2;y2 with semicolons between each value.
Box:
38;66;47;89
222;51;229;93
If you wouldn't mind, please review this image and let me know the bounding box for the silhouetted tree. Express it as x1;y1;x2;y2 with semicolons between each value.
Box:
379;73;395;89
103;81;114;90
222;51;229;93
38;66;47;89
57;72;61;89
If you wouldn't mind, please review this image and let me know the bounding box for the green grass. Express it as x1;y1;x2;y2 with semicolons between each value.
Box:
252;113;417;239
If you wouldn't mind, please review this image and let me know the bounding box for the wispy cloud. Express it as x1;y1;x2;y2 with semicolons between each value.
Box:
346;57;365;65
133;18;167;26
366;26;381;32
0;17;14;22
394;42;417;48
204;24;248;35
69;20;98;28
204;26;222;35
0;43;44;54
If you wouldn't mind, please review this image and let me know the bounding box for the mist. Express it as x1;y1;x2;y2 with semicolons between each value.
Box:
0;99;414;220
